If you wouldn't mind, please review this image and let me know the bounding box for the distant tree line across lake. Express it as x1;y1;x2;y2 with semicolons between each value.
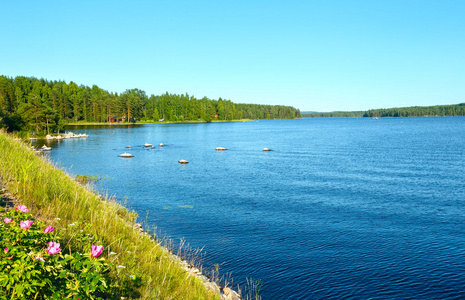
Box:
302;103;465;118
0;75;301;135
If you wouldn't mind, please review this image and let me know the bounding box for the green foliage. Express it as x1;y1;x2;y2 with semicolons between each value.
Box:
302;103;465;118
361;103;465;117
301;111;364;118
0;75;300;133
237;103;301;120
0;113;24;132
0;208;115;299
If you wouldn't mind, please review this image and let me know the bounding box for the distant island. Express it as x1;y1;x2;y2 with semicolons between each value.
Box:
302;103;465;118
0;75;301;135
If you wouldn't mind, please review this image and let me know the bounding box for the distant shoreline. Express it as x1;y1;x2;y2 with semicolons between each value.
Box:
65;119;254;126
301;115;465;118
301;103;465;118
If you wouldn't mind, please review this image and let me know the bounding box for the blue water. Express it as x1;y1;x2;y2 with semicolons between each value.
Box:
43;117;465;299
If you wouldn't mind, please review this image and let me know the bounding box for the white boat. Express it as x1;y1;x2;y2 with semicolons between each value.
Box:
41;145;52;151
215;147;227;151
178;159;189;164
118;152;134;158
144;143;153;147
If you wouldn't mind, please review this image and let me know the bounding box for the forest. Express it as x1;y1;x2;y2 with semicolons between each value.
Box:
301;111;364;118
0;75;301;135
302;103;465;118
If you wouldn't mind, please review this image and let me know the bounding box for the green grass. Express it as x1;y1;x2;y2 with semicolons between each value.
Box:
0;130;219;299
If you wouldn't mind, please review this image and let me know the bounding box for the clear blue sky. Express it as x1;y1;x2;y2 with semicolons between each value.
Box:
1;0;464;111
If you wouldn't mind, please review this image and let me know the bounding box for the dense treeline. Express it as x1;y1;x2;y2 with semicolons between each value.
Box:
301;111;364;117
302;103;465;118
0;75;301;134
362;104;465;117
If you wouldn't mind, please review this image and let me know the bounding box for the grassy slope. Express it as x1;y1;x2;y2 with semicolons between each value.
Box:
0;131;219;300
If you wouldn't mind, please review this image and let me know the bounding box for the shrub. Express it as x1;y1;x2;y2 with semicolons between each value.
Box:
0;205;114;299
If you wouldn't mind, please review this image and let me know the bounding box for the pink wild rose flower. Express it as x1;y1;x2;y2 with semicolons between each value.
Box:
47;241;61;255
17;205;29;213
44;226;54;233
3;217;13;223
20;220;33;230
91;244;104;258
4;247;8;253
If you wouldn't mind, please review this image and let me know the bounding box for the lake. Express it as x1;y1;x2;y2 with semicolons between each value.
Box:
43;117;465;299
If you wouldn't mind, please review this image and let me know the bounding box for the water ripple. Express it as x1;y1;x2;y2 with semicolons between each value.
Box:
50;118;465;299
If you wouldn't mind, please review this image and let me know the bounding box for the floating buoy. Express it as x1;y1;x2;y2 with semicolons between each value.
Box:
215;147;227;151
118;152;134;158
178;159;189;164
263;148;271;151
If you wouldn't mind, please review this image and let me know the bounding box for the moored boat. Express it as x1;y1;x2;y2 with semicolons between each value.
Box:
118;152;134;158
